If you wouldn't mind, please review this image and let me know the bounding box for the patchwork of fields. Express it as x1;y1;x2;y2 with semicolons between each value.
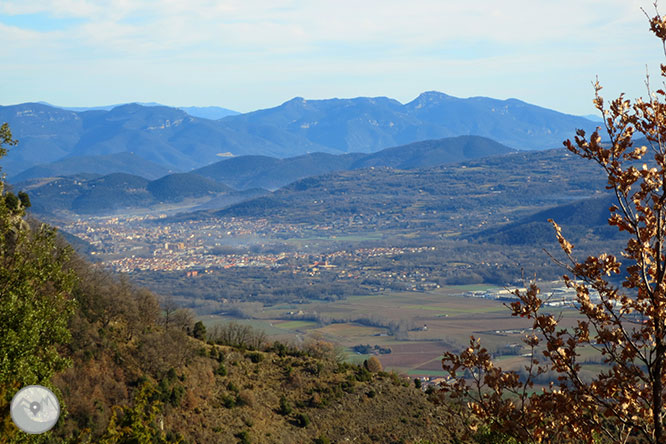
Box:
198;284;573;377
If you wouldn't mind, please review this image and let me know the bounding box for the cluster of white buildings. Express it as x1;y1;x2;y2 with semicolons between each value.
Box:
464;281;602;307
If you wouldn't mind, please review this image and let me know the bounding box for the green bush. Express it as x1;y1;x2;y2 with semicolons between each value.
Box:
247;351;264;363
295;413;310;428
278;395;293;415
169;385;185;406
221;395;236;409
474;426;520;444
355;366;371;382
236;430;251;444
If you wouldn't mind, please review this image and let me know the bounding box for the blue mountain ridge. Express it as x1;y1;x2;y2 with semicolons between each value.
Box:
1;91;598;175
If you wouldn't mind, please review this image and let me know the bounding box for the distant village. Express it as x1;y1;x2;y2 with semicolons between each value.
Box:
64;214;441;291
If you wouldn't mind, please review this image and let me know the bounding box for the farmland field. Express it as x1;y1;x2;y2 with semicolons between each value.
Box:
200;283;579;377
273;320;319;330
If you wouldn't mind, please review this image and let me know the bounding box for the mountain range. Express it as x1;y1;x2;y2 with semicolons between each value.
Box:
39;101;240;119
16;135;514;215
11;152;173;182
1;91;597;177
20;142;610;239
230;92;597;153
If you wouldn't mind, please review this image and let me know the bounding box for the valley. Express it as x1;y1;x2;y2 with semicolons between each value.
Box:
4;3;659;441
36;143;627;383
1;97;620;384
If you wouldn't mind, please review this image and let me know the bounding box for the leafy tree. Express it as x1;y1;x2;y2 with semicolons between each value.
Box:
0;124;76;441
0;123;17;158
4;193;18;211
442;7;666;444
192;320;206;340
100;382;173;444
17;192;30;209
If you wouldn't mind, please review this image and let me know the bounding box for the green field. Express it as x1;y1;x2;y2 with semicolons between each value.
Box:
199;284;567;377
273;320;318;330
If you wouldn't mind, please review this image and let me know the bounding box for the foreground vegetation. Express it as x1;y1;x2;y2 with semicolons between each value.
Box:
442;8;666;443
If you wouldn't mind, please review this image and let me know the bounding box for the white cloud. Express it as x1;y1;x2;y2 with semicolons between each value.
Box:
0;0;661;113
0;0;651;50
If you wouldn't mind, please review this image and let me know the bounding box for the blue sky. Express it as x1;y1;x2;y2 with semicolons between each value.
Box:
0;0;661;115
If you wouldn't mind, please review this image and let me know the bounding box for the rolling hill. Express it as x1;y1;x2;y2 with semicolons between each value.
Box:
17;135;517;215
9;152;173;182
349;134;516;169
170;148;609;239
18;172;253;215
20;144;612;230
147;173;233;202
193;135;515;190
192;153;363;191
470;194;622;246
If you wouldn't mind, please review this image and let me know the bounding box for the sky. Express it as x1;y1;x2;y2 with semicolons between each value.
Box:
0;0;663;115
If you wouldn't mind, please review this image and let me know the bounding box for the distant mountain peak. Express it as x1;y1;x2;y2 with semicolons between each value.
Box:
417;90;450;99
407;91;454;109
110;103;143;112
284;96;307;105
417;90;451;100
